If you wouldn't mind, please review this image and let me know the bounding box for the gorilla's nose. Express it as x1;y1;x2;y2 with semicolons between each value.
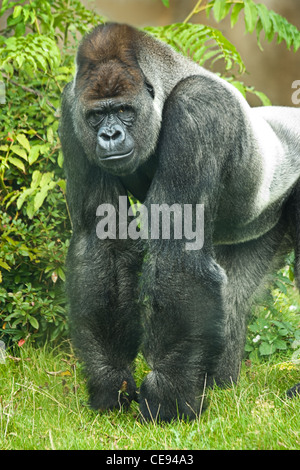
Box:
98;124;125;150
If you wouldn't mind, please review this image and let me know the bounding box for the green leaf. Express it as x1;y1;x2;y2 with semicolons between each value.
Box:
274;339;287;350
231;3;244;28
0;260;11;271
292;339;300;349
256;3;272;36
35;54;48;71
11;145;27;161
7;14;21;28
259;342;275;356
33;187;49;212
15;54;25;68
214;29;245;71
229;80;246;98
17;187;35;209
288;267;294;282
47;127;54;144
30;170;42;189
57;178;66;192
28;145;41;165
4;312;20;322
28;316;39;329
12;5;22;18
25;201;35;219
213;0;228;23
57;267;65;282
255;18;264;51
248;88;272;106
275;280;287;295
8;155;25;172
11;318;23;328
57;150;64;169
244;0;258;33
15;21;25;37
16;134;30;153
34;181;56;212
40;172;54;187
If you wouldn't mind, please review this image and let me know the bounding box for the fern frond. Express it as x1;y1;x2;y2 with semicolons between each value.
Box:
144;22;272;106
207;0;300;52
144;23;246;73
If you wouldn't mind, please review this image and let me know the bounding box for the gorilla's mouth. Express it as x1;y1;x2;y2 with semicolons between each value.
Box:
99;149;134;161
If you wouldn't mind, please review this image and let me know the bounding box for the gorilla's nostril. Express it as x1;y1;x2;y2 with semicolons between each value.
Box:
112;131;121;141
100;132;111;142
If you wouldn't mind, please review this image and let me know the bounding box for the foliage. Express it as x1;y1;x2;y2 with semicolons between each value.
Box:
0;343;299;449
145;21;271;104
178;0;300;52
246;258;300;361
154;0;300;103
207;0;300;51
0;1;106;345
0;0;299;351
145;23;246;73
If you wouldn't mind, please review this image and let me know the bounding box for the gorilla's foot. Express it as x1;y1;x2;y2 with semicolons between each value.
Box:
139;371;204;422
88;366;137;411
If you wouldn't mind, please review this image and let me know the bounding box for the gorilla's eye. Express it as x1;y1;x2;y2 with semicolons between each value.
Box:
117;106;131;115
87;110;104;128
117;106;135;124
145;81;155;99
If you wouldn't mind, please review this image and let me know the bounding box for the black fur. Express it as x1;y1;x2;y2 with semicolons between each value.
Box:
59;23;300;422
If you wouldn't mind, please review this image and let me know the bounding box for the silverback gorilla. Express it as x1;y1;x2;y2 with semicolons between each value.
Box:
59;23;300;422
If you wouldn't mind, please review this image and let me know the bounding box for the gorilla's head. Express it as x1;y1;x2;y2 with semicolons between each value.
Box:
71;23;161;176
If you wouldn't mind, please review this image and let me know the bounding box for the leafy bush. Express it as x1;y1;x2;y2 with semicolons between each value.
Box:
0;0;299;352
246;258;300;361
0;0;105;345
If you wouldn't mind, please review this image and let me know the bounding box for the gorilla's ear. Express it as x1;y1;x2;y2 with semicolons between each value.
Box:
145;80;155;99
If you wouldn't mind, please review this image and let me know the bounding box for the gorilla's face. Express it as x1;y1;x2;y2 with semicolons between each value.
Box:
88;103;136;162
73;58;160;177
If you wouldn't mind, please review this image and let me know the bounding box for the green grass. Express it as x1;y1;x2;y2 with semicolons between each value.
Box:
0;343;299;450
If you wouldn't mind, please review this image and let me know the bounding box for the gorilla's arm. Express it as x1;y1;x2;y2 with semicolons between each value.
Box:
138;74;300;421
59;85;143;410
138;75;251;421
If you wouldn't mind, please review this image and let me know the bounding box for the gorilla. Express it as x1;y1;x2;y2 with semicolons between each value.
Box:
59;23;300;422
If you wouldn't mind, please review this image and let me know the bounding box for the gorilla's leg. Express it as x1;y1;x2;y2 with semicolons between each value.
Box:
67;233;143;411
214;217;291;386
139;245;226;422
139;219;290;421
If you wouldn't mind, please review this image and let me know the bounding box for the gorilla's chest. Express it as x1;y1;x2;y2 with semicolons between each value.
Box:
120;152;158;202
